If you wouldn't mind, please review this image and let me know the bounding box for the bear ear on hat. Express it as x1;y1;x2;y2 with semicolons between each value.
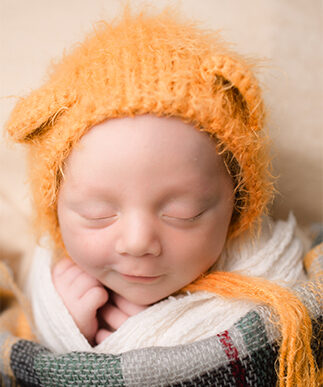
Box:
210;55;265;130
5;83;76;143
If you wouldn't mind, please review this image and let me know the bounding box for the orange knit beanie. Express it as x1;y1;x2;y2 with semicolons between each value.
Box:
5;7;273;250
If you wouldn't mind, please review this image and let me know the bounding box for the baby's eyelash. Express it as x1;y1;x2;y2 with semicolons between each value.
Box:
81;214;117;222
93;215;117;219
91;215;117;221
164;210;206;222
184;211;205;221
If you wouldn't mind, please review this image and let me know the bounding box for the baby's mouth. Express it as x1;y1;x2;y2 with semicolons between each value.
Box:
120;273;162;283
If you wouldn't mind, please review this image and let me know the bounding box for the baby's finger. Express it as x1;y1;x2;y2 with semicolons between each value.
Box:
99;303;128;331
52;258;74;278
96;328;113;344
54;262;84;288
112;293;147;316
80;286;109;315
71;272;104;299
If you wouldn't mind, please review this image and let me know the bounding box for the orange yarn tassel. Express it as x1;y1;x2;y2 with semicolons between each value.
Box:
182;272;318;387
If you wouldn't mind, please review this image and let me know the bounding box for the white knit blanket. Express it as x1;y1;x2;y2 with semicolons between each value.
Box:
27;214;307;354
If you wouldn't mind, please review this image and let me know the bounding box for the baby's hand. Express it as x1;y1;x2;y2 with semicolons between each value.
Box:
52;258;108;345
96;293;147;344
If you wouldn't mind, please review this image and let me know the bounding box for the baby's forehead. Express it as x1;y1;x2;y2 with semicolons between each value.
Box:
70;115;221;171
63;115;228;190
76;115;218;160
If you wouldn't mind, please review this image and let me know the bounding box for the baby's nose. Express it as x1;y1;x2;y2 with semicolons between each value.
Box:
115;213;161;257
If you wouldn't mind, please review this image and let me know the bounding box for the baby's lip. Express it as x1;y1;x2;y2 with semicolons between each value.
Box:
120;273;162;283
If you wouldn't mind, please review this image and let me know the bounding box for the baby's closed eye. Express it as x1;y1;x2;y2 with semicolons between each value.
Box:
161;209;206;222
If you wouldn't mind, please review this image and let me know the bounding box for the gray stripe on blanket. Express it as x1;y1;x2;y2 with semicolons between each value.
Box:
121;324;248;386
295;278;323;318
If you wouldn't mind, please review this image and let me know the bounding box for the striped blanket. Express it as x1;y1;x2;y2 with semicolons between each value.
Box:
0;244;322;386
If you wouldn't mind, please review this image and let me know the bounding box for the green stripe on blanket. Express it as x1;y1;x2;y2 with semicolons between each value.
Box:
235;310;278;385
34;351;124;387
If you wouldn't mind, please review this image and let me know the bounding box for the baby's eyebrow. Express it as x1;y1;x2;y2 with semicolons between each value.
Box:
63;194;116;209
160;192;219;208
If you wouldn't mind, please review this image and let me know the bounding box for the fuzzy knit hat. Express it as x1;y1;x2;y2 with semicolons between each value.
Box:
5;7;273;250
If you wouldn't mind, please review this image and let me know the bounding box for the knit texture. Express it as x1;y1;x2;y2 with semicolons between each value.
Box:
5;7;273;250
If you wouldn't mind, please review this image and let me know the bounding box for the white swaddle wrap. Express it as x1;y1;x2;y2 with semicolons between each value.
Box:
27;214;306;354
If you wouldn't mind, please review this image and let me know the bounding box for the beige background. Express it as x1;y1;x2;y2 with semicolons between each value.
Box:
0;0;322;253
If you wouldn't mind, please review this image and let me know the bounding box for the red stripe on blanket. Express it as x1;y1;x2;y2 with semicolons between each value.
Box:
217;330;248;387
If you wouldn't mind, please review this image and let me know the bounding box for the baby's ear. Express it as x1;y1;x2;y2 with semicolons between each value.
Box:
5;84;76;143
210;55;265;130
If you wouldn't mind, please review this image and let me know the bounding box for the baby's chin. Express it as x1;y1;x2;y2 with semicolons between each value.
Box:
122;291;167;307
111;286;179;307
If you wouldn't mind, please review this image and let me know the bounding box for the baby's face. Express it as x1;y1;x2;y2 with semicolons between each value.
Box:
57;115;234;305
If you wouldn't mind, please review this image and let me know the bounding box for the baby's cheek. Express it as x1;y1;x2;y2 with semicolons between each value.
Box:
172;231;222;269
64;228;109;268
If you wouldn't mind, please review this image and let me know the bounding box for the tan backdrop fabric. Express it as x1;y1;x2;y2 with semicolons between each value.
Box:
0;0;322;260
